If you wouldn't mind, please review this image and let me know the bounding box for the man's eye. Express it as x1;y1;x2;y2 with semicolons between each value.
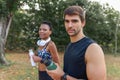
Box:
65;20;69;23
72;20;78;23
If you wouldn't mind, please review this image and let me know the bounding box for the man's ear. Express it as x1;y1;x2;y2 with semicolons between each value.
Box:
82;21;86;28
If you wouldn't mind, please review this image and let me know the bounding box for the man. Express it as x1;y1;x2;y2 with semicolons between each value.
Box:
47;6;106;80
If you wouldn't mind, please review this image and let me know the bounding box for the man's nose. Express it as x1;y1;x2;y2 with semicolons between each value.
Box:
68;22;73;28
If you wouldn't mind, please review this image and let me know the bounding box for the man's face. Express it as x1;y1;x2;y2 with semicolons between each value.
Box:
64;15;84;37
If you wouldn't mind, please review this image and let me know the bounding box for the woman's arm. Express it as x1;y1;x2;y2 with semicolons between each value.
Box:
48;41;60;65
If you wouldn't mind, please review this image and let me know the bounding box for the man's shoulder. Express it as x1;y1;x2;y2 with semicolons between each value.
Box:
86;43;103;54
85;43;104;61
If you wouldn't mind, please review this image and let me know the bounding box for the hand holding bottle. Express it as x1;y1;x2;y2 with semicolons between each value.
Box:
38;51;57;70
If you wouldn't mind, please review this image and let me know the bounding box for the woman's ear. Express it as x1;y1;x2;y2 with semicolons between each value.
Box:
49;31;52;35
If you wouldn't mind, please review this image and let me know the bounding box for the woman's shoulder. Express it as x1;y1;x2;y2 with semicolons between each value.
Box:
47;41;57;51
48;40;56;46
46;41;58;53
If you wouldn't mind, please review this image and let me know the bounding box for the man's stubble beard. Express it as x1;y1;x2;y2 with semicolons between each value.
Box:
69;28;81;37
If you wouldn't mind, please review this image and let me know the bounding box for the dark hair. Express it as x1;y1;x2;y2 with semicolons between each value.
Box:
64;6;85;22
41;21;52;31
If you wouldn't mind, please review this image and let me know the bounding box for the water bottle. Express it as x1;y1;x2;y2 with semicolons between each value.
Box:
29;49;36;66
44;59;57;70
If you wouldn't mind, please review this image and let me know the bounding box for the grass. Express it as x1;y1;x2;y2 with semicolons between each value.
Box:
105;54;120;80
0;52;120;80
0;53;38;80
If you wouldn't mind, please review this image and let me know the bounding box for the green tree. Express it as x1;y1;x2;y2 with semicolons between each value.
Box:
103;5;120;54
6;0;120;54
0;0;21;65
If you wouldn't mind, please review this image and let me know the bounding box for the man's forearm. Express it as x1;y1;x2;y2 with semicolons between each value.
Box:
65;75;84;80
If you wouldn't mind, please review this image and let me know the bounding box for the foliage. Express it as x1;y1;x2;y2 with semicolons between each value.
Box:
0;0;7;17
5;0;120;53
84;2;120;53
0;0;21;17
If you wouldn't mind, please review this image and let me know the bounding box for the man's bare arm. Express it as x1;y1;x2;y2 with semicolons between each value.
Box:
85;43;106;80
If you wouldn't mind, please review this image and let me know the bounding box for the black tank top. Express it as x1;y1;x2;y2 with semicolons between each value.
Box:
63;37;95;80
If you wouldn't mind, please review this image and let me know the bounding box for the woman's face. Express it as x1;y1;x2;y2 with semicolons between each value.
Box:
39;24;52;40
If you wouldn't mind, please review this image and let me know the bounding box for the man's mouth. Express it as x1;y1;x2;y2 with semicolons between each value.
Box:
67;29;74;33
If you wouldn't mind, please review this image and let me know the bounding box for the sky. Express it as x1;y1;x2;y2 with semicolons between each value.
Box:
22;0;120;12
90;0;120;12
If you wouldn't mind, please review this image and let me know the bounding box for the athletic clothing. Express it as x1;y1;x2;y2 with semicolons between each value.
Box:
63;37;95;80
38;48;52;62
37;43;53;80
39;71;53;80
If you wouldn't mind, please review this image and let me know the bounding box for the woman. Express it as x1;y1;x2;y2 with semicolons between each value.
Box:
32;21;60;80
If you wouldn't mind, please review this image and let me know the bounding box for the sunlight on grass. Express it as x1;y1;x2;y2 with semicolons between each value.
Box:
107;65;120;76
0;53;38;80
0;52;120;80
105;53;120;80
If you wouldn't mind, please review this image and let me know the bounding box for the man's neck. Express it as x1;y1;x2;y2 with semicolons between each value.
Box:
70;34;85;43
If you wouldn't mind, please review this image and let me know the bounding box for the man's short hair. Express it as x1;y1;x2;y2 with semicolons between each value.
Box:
64;6;86;22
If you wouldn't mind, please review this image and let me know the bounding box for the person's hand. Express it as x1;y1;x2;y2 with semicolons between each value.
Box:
32;55;42;62
46;63;64;80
